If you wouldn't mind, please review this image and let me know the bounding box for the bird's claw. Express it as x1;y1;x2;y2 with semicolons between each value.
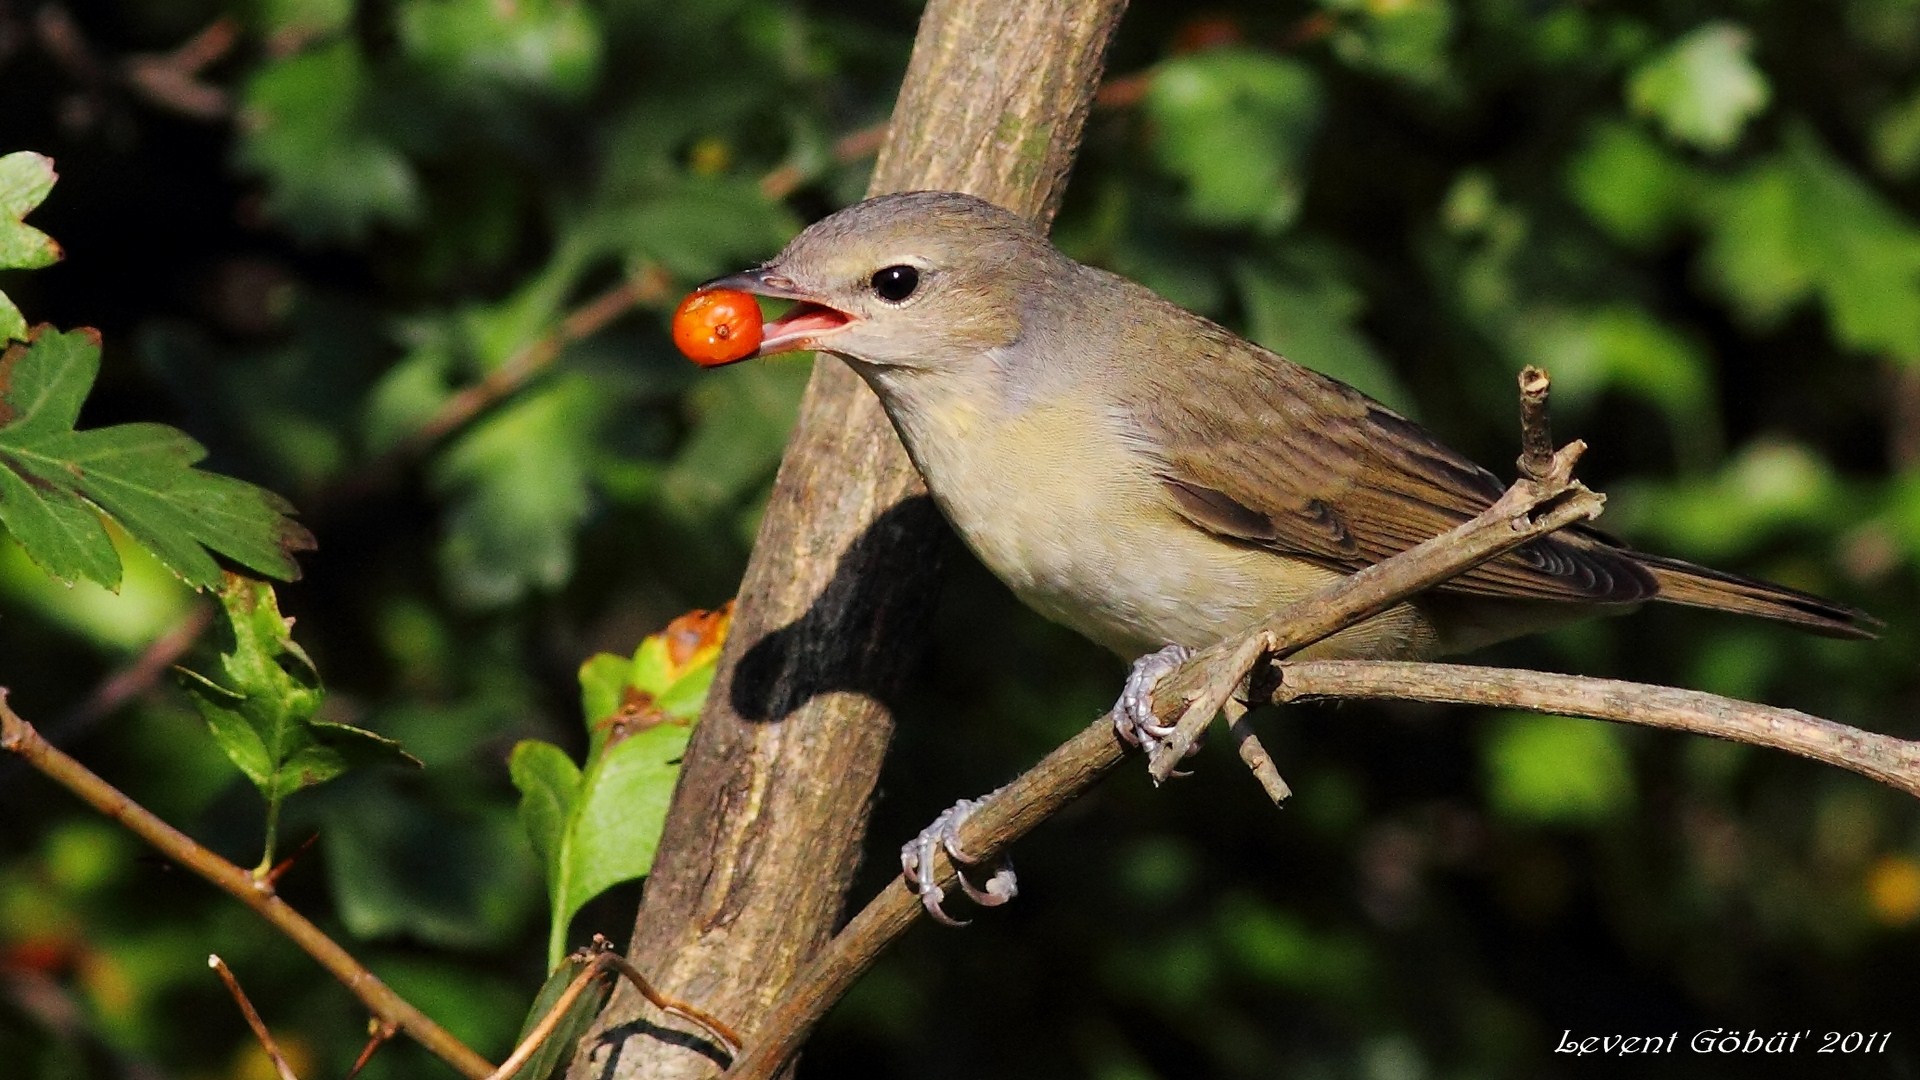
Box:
901;794;1017;927
1113;644;1193;757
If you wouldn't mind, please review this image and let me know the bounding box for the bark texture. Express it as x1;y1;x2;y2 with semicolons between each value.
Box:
567;2;1129;1077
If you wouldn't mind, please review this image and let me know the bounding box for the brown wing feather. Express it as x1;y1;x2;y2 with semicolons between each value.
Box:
1127;318;1657;605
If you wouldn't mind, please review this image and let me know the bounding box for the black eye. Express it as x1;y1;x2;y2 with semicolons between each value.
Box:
870;265;920;303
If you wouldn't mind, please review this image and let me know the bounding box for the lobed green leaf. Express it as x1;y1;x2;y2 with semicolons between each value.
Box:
179;577;418;803
0;330;315;589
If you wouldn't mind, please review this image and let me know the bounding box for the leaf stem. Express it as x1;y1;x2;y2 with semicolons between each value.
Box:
255;789;282;880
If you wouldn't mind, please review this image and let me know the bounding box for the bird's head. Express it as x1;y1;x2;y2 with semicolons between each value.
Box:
697;191;1062;373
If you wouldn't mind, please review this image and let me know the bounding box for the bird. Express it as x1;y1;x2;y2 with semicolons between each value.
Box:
697;189;1875;920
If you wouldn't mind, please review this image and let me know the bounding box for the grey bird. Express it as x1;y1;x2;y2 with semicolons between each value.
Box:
699;190;1874;919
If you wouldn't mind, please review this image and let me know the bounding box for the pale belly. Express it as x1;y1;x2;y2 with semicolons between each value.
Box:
890;393;1444;661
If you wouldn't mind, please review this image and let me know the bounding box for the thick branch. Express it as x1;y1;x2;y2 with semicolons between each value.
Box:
570;3;1130;1078
1270;660;1920;796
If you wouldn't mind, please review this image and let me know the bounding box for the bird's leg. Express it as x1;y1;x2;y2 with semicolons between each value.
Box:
900;790;1017;926
1145;630;1279;784
1112;644;1194;756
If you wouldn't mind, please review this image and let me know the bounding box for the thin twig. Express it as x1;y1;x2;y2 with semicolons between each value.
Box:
0;694;496;1079
346;1021;398;1080
404;269;673;454
317;268;672;509
733;555;1920;1080
482;955;612;1080
262;832;319;890
603;953;742;1056
477;938;739;1078
355;28;1327;492
209;955;301;1080
1225;700;1289;802
49;603;212;739
1269;660;1920;797
759;124;890;201
123;17;236;120
345;42;1293;496
1516;365;1555;481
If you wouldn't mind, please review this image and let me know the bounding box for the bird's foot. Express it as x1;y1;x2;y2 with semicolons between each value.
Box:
901;792;1017;927
1112;644;1194;758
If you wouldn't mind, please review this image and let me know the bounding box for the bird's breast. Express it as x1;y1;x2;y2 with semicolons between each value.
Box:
884;391;1289;655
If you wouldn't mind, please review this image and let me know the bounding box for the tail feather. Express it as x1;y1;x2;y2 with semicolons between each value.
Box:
1635;553;1880;639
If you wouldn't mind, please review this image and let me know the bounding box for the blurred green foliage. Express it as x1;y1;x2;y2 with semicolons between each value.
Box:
2;0;1919;1078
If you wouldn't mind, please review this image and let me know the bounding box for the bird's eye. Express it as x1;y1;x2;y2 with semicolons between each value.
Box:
870;265;920;303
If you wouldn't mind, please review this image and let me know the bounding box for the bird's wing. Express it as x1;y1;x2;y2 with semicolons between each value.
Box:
1126;325;1656;604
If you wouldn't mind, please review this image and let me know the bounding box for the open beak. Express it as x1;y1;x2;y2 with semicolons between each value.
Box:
698;267;855;358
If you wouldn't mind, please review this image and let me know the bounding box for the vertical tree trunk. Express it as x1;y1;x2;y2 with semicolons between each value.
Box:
570;2;1128;1076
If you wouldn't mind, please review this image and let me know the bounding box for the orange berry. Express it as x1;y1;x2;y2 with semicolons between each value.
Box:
672;289;764;366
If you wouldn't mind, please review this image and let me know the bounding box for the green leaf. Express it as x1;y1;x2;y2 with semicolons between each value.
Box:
0;152;60;270
237;42;422;240
605;178;798;279
659;361;810;520
1235;258;1415;416
323;786;539;949
0;526;194;652
1319;0;1455;87
506;953;612;1080
564;726;688;910
433;374;607;608
509;740;582;874
258;0;354;38
1215;894;1369;1001
1699;130;1920;362
1146;50;1323;233
0;329;315;589
1566;122;1702;248
0;294;24;347
399;0;604;101
1483;713;1634;825
1628;22;1770;153
1612;440;1845;561
1872;84;1920;182
515;606;730;967
178;577;419;866
0;152;61;344
513;726;690;969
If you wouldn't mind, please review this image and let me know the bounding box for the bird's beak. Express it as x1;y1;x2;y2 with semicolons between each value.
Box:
698;267;856;358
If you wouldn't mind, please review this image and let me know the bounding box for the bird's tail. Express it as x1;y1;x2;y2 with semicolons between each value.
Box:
1636;552;1880;639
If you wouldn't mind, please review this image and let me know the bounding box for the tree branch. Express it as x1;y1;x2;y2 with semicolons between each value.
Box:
0;694;496;1080
1268;660;1920;796
209;955;301;1080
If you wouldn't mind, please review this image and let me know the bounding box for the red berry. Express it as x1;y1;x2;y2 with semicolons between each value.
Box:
672;289;764;366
